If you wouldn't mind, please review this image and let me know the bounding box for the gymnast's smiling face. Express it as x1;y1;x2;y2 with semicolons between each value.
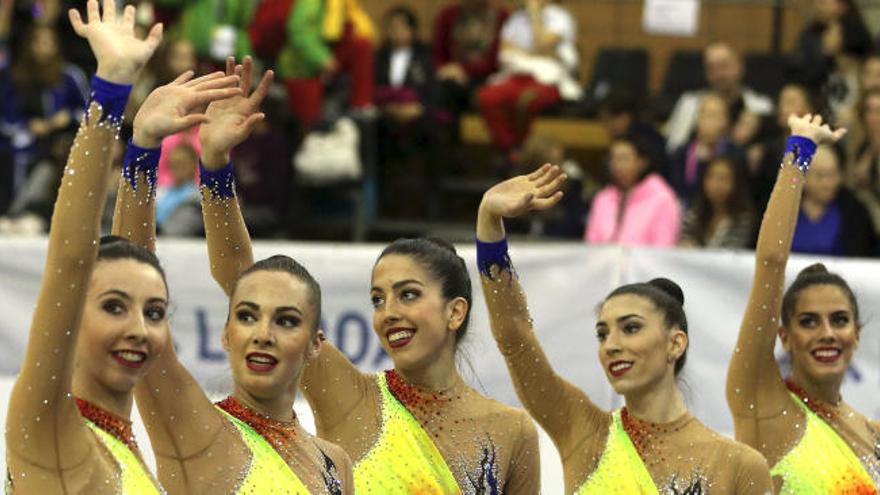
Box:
76;259;170;395
596;294;687;397
781;284;860;387
224;270;321;401
370;254;466;374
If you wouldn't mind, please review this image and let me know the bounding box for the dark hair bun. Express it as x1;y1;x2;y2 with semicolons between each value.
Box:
798;263;829;278
648;278;684;306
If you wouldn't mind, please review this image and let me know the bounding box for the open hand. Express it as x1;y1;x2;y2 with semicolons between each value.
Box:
69;0;162;84
199;56;273;168
480;164;567;219
788;113;846;145
132;71;242;148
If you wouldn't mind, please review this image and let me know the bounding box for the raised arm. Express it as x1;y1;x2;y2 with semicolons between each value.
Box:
6;0;161;468
726;115;846;419
112;71;242;250
199;56;268;295
115;73;246;476
476;164;608;459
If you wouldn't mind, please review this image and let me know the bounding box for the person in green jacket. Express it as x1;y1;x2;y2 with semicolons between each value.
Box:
156;0;253;63
278;0;376;127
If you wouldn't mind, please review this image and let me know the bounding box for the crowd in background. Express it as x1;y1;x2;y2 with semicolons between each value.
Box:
2;0;880;258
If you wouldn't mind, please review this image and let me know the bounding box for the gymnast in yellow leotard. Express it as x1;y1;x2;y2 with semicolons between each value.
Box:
111;56;353;494
727;113;880;493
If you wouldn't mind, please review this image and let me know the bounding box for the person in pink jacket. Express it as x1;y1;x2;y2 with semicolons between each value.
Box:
585;136;682;246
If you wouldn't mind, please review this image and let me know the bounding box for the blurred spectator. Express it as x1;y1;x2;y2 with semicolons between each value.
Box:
375;6;443;219
230;87;294;237
585;136;681;246
846;88;880;234
155;0;254;66
835;52;880;130
668;93;745;204
520;133;593;238
0;0;11;69
790;0;871;116
156;141;202;236
248;0;293;64
432;0;509;116
597;88;669;177
157;127;200;188
477;0;580;155
7;0;93;74
749;83;817;212
376;6;436;126
2;24;87;213
127;36;198;124
0;132;71;232
793;145;875;256
679;155;755;249
279;0;376;128
665;43;773;152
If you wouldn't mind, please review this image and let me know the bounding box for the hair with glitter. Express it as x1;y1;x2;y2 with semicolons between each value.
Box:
233;255;322;332
604;278;689;375
376;238;472;346
781;263;860;328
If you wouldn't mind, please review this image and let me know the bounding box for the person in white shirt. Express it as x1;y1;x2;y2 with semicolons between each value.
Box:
477;0;580;155
664;43;773;152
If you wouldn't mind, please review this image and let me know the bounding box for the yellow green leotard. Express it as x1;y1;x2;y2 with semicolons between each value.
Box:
217;408;313;494
770;393;878;494
574;409;658;494
82;419;163;495
353;372;461;494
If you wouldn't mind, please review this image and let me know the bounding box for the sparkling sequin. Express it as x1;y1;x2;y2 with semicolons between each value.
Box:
216;396;343;494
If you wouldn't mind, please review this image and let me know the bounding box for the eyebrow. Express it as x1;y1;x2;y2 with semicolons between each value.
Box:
595;314;643;329
276;306;304;317
99;289;131;301
235;301;260;311
371;279;424;292
234;301;303;316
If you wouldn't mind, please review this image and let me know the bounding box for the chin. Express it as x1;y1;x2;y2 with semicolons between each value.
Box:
806;365;848;385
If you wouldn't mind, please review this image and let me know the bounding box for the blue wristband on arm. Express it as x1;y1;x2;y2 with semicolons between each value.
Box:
477;237;513;279
783;136;818;173
122;140;160;194
199;160;236;199
87;76;132;126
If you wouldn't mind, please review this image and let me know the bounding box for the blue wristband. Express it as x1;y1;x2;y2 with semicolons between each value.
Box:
199;160;236;199
87;76;132;126
122;140;160;194
784;136;818;173
477;237;513;279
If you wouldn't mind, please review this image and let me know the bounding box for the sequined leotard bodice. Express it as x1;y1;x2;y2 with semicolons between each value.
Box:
301;352;540;494
727;152;880;494
352;372;460;493
769;387;877;493
77;398;164;495
215;397;344;494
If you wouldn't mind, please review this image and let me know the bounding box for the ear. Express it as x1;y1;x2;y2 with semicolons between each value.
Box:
778;325;790;352
308;329;325;360
446;297;469;333
668;328;688;363
221;325;231;352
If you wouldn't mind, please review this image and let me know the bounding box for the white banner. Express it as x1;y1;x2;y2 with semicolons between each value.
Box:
1;238;878;491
